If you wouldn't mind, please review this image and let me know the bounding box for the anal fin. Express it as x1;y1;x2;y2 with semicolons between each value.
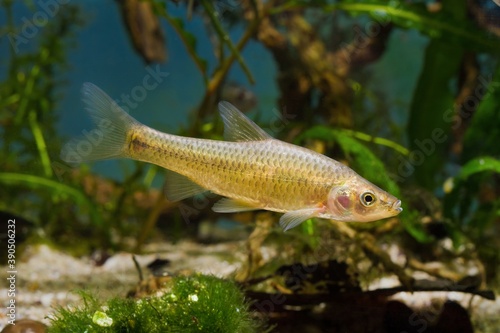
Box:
164;170;207;201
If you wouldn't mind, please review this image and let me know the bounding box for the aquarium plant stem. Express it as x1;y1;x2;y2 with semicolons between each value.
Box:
208;18;257;95
28;110;53;177
135;192;166;252
200;0;255;84
195;10;260;126
154;4;208;83
15;65;39;125
143;164;158;188
15;48;50;125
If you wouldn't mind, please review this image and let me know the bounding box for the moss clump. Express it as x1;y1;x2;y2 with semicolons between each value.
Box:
48;274;265;333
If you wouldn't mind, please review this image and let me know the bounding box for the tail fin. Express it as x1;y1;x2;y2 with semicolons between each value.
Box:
61;83;141;165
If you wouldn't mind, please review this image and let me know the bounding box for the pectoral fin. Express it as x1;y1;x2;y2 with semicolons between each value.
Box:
164;170;207;201
212;198;260;213
279;208;321;231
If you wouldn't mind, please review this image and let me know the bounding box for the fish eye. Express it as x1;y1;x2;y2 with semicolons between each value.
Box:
360;191;376;207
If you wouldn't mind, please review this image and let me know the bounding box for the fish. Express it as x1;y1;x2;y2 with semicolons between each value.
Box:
61;83;402;231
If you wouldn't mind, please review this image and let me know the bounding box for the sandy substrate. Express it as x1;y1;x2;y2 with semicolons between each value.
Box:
1;242;499;331
0;241;245;329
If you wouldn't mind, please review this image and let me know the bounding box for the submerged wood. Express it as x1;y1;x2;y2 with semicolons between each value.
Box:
118;0;167;63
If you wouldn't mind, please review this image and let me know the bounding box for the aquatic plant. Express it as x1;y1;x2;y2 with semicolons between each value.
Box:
0;1;110;252
48;274;265;333
0;2;168;253
1;0;499;284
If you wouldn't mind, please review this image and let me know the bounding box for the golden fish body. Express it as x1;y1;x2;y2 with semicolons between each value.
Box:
131;131;344;211
62;83;402;230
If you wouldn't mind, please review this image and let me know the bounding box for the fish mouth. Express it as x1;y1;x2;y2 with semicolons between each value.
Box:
391;200;403;213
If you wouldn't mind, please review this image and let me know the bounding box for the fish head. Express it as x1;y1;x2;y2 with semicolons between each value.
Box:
326;179;402;222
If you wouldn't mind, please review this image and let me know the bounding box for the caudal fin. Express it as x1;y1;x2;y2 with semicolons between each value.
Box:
61;83;141;164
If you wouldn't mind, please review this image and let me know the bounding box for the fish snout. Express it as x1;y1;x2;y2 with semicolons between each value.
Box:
391;199;403;213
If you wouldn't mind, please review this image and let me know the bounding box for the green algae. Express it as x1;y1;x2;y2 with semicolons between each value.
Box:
48;274;266;333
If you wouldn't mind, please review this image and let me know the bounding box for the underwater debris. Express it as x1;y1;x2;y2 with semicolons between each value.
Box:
0;319;46;333
221;82;258;113
117;0;167;63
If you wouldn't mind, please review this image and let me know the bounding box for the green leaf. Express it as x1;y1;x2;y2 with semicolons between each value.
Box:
406;37;463;189
399;209;434;243
456;157;500;180
0;172;103;227
443;157;500;242
278;0;500;53
462;65;500;161
337;129;409;156
335;132;400;196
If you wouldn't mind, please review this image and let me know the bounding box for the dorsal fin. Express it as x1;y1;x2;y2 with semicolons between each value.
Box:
218;101;273;142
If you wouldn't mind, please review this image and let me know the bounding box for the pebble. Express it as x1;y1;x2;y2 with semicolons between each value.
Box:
1;319;46;333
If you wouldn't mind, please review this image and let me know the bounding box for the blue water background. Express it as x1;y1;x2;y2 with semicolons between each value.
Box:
2;1;427;184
